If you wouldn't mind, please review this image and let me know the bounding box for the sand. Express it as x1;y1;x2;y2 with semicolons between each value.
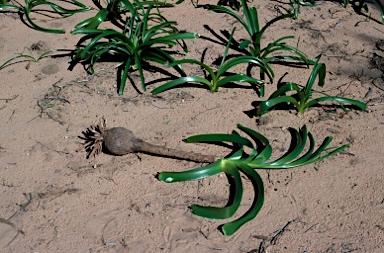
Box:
0;0;383;252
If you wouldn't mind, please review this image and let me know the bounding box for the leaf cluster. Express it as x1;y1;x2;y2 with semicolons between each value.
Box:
197;0;314;83
0;0;91;33
151;0;314;96
158;124;349;235
257;57;367;115
71;2;197;94
0;48;56;70
152;28;273;94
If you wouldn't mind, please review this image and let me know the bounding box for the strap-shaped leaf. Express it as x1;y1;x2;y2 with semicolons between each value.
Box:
220;163;264;236
257;96;299;116
1;0;91;33
218;56;274;82
158;159;223;183
288;130;316;166
304;58;326;93
72;9;108;31
119;57;132;95
168;59;216;81
228;147;246;160
184;133;253;148
261;36;312;65
245;6;259;36
255;13;295;44
373;0;384;22
140;32;197;48
268;127;306;166
237;124;269;144
191;162;243;219
217;74;264;89
197;4;248;33
152;76;212;95
305;96;367;111
249;144;273;165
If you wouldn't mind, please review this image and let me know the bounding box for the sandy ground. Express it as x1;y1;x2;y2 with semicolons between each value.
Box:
1;0;384;252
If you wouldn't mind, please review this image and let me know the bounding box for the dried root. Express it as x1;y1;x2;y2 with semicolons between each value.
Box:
82;117;107;158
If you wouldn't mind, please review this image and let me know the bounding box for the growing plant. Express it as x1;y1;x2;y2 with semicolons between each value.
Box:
71;3;197;94
197;0;314;96
151;28;273;94
289;0;317;19
342;0;384;23
257;58;367;115
0;0;91;33
176;0;242;10
72;0;173;31
0;48;57;70
289;0;384;22
158;124;349;235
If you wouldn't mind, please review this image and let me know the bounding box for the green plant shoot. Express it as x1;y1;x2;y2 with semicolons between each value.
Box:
151;28;273;94
197;0;315;95
0;0;91;33
257;58;367;115
0;49;57;70
71;3;197;94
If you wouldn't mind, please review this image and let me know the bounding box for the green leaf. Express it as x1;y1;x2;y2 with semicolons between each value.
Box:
304;59;326;94
373;0;384;22
304;96;367;111
220;163;264;236
197;4;248;32
217;74;264;89
158;160;223;182
72;8;108;31
151;76;212;95
0;49;57;70
218;56;274;82
119;58;132;95
257;96;299;116
191;162;243;219
185;133;254;148
269;127;307;166
239;40;251;49
220;27;236;67
255;13;295;44
168;58;215;78
1;0;91;33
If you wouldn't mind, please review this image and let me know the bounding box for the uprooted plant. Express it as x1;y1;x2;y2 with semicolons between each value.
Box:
256;57;367;115
82;118;350;235
157;124;349;235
